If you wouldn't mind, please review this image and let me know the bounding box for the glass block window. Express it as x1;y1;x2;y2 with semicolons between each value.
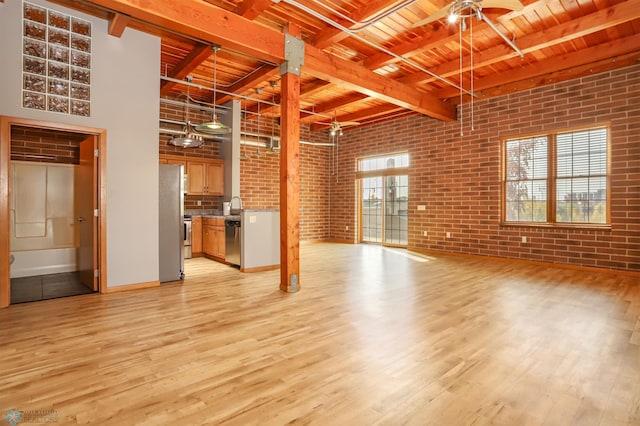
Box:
22;1;91;117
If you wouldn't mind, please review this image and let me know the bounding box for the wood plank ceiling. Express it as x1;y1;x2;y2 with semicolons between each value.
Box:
52;0;640;132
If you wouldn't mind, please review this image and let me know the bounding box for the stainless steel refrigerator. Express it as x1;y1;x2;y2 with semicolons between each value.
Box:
159;164;185;282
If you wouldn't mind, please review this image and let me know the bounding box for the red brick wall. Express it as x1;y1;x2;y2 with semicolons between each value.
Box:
331;64;640;271
159;99;221;159
239;116;331;240
11;126;83;164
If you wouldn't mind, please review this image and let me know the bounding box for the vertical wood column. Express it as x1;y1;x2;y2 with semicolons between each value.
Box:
279;24;302;292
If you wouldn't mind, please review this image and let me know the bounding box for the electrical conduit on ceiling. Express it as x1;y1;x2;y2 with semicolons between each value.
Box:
308;0;421;32
273;0;474;96
160;75;334;120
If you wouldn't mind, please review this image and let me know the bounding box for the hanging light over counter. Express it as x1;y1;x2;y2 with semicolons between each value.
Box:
170;121;204;148
169;84;205;148
194;44;231;135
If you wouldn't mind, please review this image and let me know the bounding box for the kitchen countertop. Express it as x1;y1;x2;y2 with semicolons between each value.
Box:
185;210;240;220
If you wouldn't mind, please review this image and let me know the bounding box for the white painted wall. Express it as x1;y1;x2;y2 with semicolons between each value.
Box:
0;0;161;288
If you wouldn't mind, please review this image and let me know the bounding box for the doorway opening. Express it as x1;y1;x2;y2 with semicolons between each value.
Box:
357;153;409;247
0;116;106;308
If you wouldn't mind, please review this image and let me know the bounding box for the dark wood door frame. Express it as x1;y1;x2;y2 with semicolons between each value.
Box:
0;116;107;308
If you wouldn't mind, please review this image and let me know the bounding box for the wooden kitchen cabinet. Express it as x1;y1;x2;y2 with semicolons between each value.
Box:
186;160;224;196
159;155;223;196
159;154;187;167
203;218;225;261
191;216;202;255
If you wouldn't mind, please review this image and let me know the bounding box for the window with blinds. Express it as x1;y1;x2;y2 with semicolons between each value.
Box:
502;125;609;226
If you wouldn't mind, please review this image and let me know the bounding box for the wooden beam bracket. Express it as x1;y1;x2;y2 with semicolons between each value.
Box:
279;33;304;76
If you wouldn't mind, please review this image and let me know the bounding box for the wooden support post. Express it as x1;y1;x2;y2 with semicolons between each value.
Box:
279;24;302;293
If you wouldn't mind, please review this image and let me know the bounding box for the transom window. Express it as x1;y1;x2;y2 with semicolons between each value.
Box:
502;125;609;226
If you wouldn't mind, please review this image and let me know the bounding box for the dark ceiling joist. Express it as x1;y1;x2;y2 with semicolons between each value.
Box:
160;44;212;96
84;0;456;121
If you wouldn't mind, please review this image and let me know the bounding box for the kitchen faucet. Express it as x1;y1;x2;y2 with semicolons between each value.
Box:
229;196;243;211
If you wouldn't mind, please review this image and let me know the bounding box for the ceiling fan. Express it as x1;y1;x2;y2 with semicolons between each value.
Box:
328;115;360;137
412;0;524;57
413;0;524;135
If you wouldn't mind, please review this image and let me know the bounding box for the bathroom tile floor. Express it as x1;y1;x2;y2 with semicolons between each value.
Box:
10;272;94;304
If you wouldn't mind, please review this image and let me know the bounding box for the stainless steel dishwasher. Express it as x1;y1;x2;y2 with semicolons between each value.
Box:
225;218;241;266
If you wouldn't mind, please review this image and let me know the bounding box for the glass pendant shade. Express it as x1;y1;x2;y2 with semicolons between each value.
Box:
194;115;231;134
170;121;204;148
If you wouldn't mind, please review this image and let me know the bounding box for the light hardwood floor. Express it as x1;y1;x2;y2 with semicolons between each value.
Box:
1;243;639;425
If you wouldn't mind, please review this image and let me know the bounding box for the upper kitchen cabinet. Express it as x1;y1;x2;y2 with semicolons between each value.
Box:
187;160;223;196
160;157;186;167
159;155;223;196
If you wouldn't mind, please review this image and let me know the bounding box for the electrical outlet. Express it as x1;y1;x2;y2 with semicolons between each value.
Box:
522;236;527;243
197;200;201;206
417;205;426;211
345;226;349;231
423;230;428;237
446;232;451;238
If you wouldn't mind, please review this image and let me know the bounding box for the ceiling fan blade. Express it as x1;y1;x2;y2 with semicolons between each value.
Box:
481;0;524;11
411;6;451;28
339;121;361;126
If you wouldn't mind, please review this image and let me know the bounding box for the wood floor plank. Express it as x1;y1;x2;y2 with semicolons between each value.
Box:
0;242;639;425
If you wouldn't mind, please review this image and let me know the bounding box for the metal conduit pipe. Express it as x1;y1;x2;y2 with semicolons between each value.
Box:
275;0;474;96
309;0;421;32
161;75;334;119
160;126;332;147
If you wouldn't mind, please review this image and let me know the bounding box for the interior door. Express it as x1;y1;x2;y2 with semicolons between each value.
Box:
74;136;98;291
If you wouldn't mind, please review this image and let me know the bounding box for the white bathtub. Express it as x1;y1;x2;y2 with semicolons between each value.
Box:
10;248;77;278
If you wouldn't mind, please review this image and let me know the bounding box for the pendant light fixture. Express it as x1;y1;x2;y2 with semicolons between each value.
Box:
194;44;231;135
170;84;205;148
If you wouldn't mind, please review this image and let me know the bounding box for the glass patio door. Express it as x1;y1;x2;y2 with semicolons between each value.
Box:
360;174;408;246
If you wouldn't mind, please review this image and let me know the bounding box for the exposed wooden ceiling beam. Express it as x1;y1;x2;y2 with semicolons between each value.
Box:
305;45;455;121
215;65;280;105
362;26;452;70
235;0;273;20
310;104;406;131
108;12;130;37
84;0;455;121
246;80;332;115
160;44;212;96
86;0;284;63
463;52;640;101
299;93;369;124
436;33;640;99
401;0;640;87
312;0;406;49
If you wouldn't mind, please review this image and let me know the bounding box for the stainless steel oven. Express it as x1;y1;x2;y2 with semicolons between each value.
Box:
183;216;192;259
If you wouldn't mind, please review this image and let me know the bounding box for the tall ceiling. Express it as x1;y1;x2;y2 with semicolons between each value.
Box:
52;0;640;132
